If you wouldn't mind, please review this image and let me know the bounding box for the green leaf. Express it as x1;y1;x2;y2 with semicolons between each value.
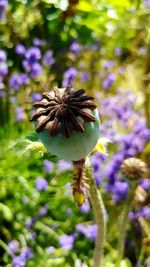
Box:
26;132;39;142
106;0;131;7
0;203;13;221
9;138;46;156
121;258;132;267
76;1;96;12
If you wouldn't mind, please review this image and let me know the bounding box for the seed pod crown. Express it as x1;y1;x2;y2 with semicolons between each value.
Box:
30;86;97;138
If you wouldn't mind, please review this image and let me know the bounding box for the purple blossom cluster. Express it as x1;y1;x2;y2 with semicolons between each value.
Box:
43;159;54;173
102;73;116;90
91;153;107;186
22;47;42;78
34;177;48;191
129;206;150;221
42;50;55;66
15;107;26;122
92;89;150;203
143;0;150;8
59;234;76;250
9;73;29;92
76;224;97;240
62;67;78;87
57;159;73;172
14;44;55;80
0;0;8;19
8;240;33;267
70;41;81;54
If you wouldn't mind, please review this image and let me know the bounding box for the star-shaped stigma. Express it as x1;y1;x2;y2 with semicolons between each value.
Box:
30;86;97;138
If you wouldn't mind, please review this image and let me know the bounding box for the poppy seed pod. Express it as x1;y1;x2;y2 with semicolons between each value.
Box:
120;157;147;181
30;86;100;161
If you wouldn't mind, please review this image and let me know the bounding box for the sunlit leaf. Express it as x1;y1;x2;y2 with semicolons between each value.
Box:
0;203;13;221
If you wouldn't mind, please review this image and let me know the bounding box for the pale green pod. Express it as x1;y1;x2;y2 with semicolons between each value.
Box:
36;109;100;161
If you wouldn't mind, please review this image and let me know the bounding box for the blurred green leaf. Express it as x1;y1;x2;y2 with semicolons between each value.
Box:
121;258;132;267
0;203;13;221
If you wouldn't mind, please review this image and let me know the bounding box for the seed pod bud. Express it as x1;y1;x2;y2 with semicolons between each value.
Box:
120;157;147;181
30;86;100;161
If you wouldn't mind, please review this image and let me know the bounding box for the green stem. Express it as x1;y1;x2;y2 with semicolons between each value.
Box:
144;44;150;128
116;184;136;267
86;159;106;267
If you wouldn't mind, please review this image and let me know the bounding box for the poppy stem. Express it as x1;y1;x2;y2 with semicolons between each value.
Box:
86;158;106;267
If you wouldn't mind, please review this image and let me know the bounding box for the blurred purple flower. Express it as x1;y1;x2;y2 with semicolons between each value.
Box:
128;211;137;221
46;246;55;254
0;89;6;98
143;0;150;8
0;63;8;76
8;240;19;255
119;67;125;74
91;152;107;186
12;256;25;267
76;224;97;240
57;160;72;171
70;41;80;54
65;208;72;215
0;0;8;9
139;47;147;55
115;47;121;56
22;196;29;204
20;247;33;260
103;60;116;69
25;47;41;64
20;73;29;84
25;218;36;229
0;0;8;19
62;67;78;87
102;73;116;90
15;44;26;55
39;205;48;216
29;63;42;78
42;50;55;66
32;92;42;102
139;179;150;191
0;50;7;62
112;181;129;203
9;73;23;91
43;159;54;173
138;206;150;218
80;72;90;82
33;38;45;46
59;234;75;250
15;107;26;122
29;231;37;240
35;177;48;191
80;200;90;213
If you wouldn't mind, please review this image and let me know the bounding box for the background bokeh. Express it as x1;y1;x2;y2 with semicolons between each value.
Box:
0;0;150;266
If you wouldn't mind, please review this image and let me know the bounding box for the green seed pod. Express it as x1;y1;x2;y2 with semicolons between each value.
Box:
30;86;100;161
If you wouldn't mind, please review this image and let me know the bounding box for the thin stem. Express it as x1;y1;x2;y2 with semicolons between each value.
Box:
144;44;150;128
86;159;106;267
116;185;136;267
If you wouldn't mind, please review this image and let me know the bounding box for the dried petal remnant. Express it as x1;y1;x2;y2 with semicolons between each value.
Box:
30;86;97;138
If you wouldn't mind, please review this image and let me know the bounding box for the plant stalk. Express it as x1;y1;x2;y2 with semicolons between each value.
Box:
116;184;136;267
86;159;106;267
